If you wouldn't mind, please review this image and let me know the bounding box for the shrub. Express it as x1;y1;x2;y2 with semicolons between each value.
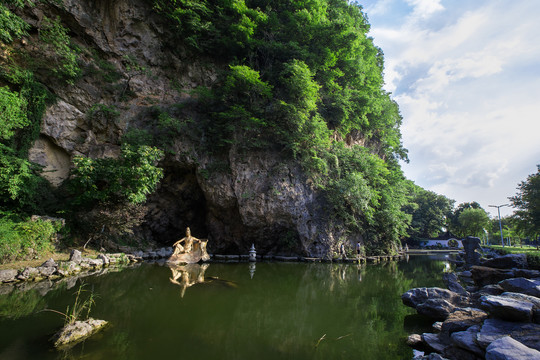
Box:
0;217;62;264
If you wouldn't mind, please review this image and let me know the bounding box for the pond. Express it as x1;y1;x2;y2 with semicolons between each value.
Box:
0;254;453;360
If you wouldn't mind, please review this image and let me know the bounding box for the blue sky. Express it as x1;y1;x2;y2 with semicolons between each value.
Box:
357;0;540;217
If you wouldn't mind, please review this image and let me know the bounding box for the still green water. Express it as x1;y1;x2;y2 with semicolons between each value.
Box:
0;254;452;359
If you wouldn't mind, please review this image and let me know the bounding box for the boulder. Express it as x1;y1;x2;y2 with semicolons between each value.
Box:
57;261;80;277
0;269;18;283
52;318;108;348
402;287;467;309
41;258;58;267
499;292;540;324
407;333;423;347
440;308;488;341
476;319;540;351
485;336;540;360
16;267;40;281
451;325;484;357
37;266;57;277
97;254;110;265
69;249;83;264
479;295;533;322
482;254;527;269
443;273;468;295
422;332;447;353
470;266;515;287
417;299;457;320
498;278;540;298
477;284;504;297
513;269;540;279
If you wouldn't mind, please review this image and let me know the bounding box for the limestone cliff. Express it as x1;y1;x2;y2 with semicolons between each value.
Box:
11;0;353;257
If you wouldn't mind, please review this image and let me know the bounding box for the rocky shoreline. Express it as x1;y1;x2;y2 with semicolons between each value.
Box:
0;248;406;290
403;252;540;360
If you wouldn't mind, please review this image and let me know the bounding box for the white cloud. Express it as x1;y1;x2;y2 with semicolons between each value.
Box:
365;0;540;217
405;0;444;19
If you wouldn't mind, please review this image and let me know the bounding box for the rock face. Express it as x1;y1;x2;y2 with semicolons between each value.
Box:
17;0;354;258
52;318;108;348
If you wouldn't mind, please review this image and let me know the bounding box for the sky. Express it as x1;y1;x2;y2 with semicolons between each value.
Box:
357;0;540;217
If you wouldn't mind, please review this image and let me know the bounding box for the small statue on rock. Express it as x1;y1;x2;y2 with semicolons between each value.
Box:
167;227;210;264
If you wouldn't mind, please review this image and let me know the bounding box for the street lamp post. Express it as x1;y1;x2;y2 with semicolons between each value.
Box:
489;204;508;247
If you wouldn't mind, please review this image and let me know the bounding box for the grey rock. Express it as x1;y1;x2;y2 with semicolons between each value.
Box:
500;292;540;324
513;269;540;279
471;266;515;287
433;322;443;332
407;334;423;346
443;345;483;360
479;295;533;322
443;272;468;295
403;287;469;320
97;254;110;265
417;299;457;320
422;332;447;353
485;336;540;360
478;284;504;296
498;277;540;298
482;254;527;269
451;325;484;357
414;354;449;360
476;319;540;351
37;266;57;277
57;262;80;277
17;267;40;281
440;308;488;341
52;318;108;348
402;287;467;309
41;258;57;268
69;249;83;264
0;269;18;283
84;258;104;267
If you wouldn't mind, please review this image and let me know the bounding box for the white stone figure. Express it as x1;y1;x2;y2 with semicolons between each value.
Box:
249;243;257;262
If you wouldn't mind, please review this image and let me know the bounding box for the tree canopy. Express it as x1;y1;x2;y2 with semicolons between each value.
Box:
509;165;540;238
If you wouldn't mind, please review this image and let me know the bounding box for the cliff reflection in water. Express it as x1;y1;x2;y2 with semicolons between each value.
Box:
0;256;452;360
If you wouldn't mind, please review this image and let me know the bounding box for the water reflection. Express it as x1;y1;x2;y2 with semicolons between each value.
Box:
0;256;453;360
168;263;209;298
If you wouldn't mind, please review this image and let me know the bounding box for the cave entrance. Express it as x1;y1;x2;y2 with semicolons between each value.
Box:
143;165;207;246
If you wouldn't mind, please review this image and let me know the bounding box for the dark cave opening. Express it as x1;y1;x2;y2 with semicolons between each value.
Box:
142;164;207;246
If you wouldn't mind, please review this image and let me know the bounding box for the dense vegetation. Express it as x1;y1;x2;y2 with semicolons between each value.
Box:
148;0;411;253
4;0;536;262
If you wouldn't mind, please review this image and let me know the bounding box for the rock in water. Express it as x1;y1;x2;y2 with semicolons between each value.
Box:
52;318;108;349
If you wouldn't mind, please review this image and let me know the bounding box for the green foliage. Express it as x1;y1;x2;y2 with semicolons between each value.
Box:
510;165;540;237
0;216;61;264
87;103;120;122
403;182;455;240
64;283;96;326
0;86;28;139
39;16;81;82
457;208;490;237
0;2;30;43
69;145;164;206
